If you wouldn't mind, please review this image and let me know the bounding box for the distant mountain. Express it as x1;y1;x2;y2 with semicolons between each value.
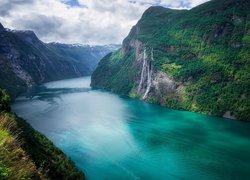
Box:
0;23;120;97
47;43;120;73
91;0;250;121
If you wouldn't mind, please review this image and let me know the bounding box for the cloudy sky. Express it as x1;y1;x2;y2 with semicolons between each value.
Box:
0;0;209;45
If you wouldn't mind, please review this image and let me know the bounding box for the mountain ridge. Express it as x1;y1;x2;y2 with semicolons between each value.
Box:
0;23;119;98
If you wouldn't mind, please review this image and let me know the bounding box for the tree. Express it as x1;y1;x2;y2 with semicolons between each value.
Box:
0;89;11;112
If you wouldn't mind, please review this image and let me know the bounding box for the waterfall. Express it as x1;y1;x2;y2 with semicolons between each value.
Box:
142;48;153;100
137;48;154;100
137;48;147;93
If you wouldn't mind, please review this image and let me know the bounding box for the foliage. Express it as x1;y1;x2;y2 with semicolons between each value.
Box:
0;112;85;179
91;50;137;95
0;163;11;179
0;89;11;111
0;114;42;179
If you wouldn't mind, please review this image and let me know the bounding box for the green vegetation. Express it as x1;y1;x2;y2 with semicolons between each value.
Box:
0;89;10;112
0;114;42;179
92;0;250;121
0;90;85;179
91;51;137;95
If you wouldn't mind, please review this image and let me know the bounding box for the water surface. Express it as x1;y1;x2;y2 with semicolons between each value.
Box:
12;77;250;179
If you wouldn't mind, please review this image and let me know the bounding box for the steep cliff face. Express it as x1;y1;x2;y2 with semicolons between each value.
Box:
91;0;250;121
0;23;118;97
123;39;179;101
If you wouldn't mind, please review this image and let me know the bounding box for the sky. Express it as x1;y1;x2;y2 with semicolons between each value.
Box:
0;0;210;45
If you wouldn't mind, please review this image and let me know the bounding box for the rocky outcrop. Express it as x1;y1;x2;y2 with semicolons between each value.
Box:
152;71;177;96
223;111;236;120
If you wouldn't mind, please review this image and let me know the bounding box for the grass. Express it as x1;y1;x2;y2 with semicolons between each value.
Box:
0;88;85;179
0;114;42;179
0;112;85;179
0;85;86;179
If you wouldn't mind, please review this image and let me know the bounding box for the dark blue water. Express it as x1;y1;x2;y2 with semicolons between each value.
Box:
12;77;250;179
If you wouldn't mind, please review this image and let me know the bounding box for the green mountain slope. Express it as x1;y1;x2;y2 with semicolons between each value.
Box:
91;0;250;121
0;89;85;179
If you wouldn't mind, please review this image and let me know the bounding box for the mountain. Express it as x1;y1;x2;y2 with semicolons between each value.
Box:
91;0;250;121
0;23;119;98
48;43;120;73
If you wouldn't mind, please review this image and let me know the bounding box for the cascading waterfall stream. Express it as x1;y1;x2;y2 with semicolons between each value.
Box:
137;47;154;99
137;48;147;93
142;48;153;100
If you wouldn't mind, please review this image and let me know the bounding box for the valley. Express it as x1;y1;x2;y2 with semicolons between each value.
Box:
0;0;250;179
12;76;250;179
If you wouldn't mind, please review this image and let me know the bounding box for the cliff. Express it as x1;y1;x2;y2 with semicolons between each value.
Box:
91;0;250;121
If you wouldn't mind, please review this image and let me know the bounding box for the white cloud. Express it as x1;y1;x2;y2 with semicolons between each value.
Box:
0;0;210;45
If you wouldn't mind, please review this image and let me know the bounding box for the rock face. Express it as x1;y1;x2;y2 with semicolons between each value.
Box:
223;111;236;120
127;40;178;100
0;23;119;97
152;71;177;96
91;0;250;121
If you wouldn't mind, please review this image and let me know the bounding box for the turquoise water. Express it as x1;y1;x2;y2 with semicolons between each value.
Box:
12;77;250;180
